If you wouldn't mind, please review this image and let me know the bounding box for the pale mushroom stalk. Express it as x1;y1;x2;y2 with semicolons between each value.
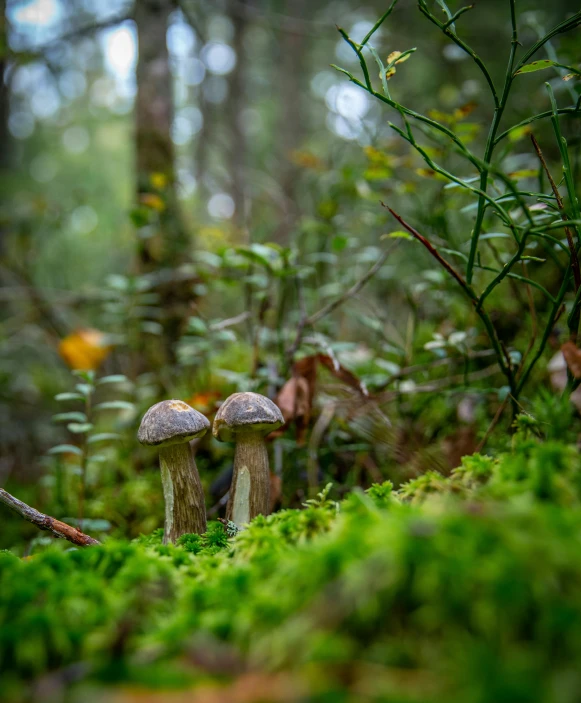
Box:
228;430;270;525
158;441;206;542
213;392;284;528
138;400;210;544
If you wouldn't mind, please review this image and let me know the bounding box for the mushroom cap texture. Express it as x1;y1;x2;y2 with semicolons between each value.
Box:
213;392;284;442
138;400;210;447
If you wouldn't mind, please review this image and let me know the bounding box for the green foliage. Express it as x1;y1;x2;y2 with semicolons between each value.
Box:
4;440;581;701
335;2;581;404
398;437;581;508
366;479;394;506
176;521;229;555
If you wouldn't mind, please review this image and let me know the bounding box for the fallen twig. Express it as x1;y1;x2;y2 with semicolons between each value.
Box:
0;489;100;547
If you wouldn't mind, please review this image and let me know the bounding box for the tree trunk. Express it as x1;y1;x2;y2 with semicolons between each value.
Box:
274;0;307;243
0;0;9;174
227;0;248;229
134;0;186;269
134;0;196;365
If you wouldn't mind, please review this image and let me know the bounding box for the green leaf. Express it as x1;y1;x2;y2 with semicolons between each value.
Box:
235;244;280;272
55;392;84;402
130;207;150;227
141;321;163;335
87;433;122;444
47;444;83;456
94;401;135;412
508;125;532;142
97;375;129;385
509;169;538;180
73;370;95;383
330;64;355;80
516;60;557;75
187;317;208;335
441;248;468;263
67;423;94;434
75;383;93;397
87;454;107;463
498;385;511;401
214;330;237;343
368;44;389;95
53;412;88;423
381;230;412;240
480;232;510;240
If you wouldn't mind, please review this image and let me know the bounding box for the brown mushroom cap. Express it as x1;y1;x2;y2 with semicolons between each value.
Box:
212;392;284;442
138;400;210;447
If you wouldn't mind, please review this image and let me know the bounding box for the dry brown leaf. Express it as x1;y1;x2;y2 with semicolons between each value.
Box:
274;355;318;443
274;354;368;444
317;354;368;397
561;340;581;378
276;376;311;423
454;101;478;119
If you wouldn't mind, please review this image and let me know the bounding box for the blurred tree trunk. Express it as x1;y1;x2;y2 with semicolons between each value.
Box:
134;0;195;368
0;0;10;257
274;0;307;243
135;0;187;269
0;0;10;172
227;0;248;230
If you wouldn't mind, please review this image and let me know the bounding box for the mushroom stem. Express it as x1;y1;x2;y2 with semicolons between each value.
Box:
226;432;270;526
159;442;206;543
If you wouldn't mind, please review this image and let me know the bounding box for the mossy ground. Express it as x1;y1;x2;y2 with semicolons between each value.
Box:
3;434;581;702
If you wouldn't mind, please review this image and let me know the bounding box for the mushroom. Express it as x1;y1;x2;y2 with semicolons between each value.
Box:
138;400;210;543
213;392;284;527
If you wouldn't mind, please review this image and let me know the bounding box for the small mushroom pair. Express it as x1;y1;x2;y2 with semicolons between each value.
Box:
138;392;283;543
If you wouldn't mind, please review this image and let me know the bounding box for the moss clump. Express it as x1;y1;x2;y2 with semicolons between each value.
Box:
3;440;581;702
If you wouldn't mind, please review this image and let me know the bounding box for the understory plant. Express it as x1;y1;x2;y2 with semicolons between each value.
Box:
47;370;135;528
334;0;581;409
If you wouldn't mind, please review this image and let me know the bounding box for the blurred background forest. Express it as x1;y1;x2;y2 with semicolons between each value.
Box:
1;0;580;551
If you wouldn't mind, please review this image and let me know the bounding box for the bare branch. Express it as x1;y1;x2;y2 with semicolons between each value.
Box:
0;489;100;547
307;241;400;326
530;133;580;291
210;311;251;331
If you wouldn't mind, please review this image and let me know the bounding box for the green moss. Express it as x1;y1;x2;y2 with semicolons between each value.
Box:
4;441;581;701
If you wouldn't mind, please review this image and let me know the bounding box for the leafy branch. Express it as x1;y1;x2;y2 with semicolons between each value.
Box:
333;1;581;407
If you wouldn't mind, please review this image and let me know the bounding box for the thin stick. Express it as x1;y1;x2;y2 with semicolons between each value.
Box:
515;260;539;378
383;204;474;295
383;204;515;392
210;311;251;331
530;133;580;291
307;242;399;325
0;489;100;547
475;392;511;453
